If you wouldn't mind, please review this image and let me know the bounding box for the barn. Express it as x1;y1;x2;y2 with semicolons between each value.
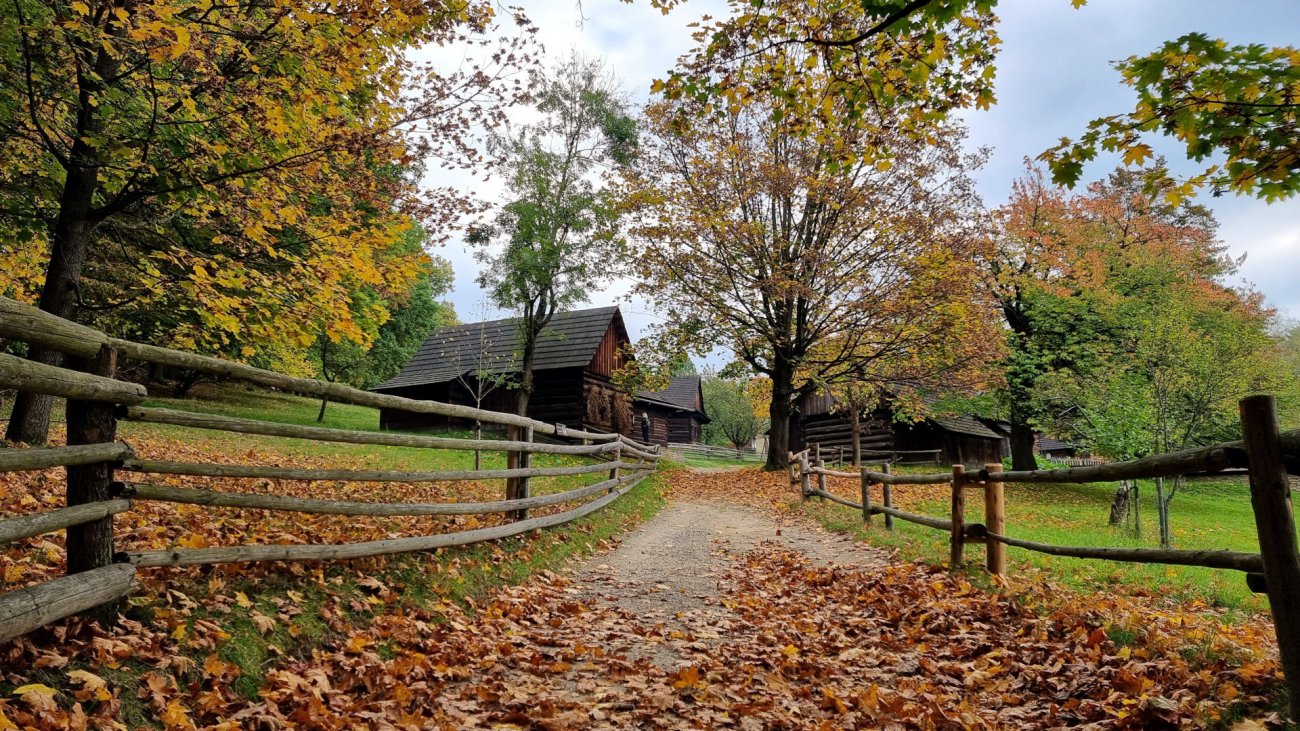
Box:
632;375;709;446
371;306;634;435
793;392;1005;468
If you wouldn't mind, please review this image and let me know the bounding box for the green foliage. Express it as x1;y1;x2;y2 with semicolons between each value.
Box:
702;377;768;450
1043;33;1300;202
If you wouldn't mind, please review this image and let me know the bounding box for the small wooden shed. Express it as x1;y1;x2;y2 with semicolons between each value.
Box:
371;307;634;435
632;375;709;446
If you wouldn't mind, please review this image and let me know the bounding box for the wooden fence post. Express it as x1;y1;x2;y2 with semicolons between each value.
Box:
816;459;827;501
949;465;966;569
1239;395;1300;721
984;463;1005;576
609;443;621;489
65;344;120;621
860;467;872;525
881;463;894;531
800;453;810;501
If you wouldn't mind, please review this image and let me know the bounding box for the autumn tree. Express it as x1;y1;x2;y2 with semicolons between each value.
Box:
631;26;998;471
0;0;534;443
309;244;456;422
471;53;636;417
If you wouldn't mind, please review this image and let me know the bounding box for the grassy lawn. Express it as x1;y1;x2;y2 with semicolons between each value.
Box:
803;465;1275;616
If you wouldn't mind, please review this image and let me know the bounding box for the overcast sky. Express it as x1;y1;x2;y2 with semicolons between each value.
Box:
415;0;1300;363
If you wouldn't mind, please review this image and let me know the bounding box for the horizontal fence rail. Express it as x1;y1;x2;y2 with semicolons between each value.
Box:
0;294;662;647
122;477;643;568
120;458;645;482
119;472;646;516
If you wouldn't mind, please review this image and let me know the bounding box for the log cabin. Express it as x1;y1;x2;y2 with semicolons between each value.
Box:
371;306;634;435
792;392;1005;468
632;375;709;446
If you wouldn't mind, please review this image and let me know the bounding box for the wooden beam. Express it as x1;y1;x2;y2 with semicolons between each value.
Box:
974;527;1263;572
0;500;132;545
0;564;137;644
0;296;107;359
120;407;621;456
0;443;132;473
0;352;145;405
984;463;1006;576
108;336;619;441
123;477;644;567
1240;395;1300;722
122;473;641;516
119;458;645;482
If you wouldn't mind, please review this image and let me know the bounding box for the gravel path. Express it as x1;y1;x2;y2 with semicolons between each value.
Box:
571;495;891;667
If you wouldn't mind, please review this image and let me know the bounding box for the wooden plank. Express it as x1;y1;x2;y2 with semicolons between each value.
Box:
0;443;132;473
0;564;137;644
976;528;1263;572
0;295;107;359
123;477;644;567
119;458;645;482
0;352;145;405
121;407;621;456
108;337;619;442
1240;395;1300;721
0;500;132;545
123;473;641;516
873;504;954;531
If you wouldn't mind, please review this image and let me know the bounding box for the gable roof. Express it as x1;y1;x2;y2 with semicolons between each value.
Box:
373;306;626;392
930;414;1004;440
635;375;708;420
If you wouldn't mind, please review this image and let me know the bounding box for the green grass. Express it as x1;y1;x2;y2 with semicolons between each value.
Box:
801;465;1277;615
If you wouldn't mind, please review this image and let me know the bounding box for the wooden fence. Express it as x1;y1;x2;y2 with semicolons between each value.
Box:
0;296;660;644
793;399;1300;717
665;442;765;462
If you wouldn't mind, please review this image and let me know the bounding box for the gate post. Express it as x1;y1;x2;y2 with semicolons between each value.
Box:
860;467;871;525
1240;395;1300;721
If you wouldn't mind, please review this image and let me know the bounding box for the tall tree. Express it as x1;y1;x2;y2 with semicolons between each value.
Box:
631;34;997;470
471;53;636;418
0;0;533;443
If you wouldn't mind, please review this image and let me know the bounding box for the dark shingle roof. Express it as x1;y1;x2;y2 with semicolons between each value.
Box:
373;306;624;391
1037;436;1075;452
635;375;707;419
930;414;1003;440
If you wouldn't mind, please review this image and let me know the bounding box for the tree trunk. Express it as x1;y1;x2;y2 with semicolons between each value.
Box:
764;357;795;471
1155;476;1171;548
507;324;538;502
317;397;328;423
1008;403;1037;471
6;40;112;445
1109;481;1130;526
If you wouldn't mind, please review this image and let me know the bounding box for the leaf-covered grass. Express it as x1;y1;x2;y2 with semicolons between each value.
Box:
673;453;764;469
804;466;1281;616
0;382;670;728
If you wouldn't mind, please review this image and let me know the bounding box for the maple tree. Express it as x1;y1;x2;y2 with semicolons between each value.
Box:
0;0;535;443
1044;33;1300;202
630;28;999;471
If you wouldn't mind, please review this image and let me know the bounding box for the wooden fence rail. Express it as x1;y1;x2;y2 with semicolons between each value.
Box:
0;294;660;646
